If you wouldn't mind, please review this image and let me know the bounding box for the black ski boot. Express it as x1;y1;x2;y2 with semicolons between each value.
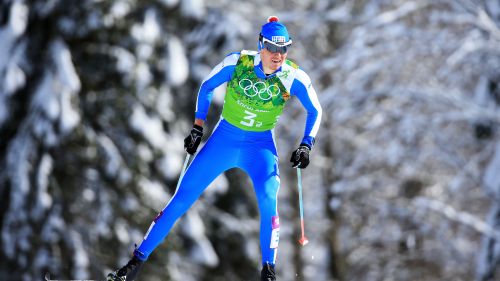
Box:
261;262;276;281
107;256;144;281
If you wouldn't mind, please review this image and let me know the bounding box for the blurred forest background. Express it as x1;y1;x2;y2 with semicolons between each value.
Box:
1;0;500;280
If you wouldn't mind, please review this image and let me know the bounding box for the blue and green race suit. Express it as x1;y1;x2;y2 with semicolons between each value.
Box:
135;50;322;266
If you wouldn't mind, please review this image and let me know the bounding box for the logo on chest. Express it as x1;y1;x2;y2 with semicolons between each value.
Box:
238;78;281;101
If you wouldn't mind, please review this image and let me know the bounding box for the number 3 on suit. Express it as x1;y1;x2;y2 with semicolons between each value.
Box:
240;110;262;127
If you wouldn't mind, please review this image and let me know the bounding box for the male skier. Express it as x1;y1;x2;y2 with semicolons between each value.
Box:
107;16;322;281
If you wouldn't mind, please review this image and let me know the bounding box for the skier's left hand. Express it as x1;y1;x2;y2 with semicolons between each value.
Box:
290;144;311;169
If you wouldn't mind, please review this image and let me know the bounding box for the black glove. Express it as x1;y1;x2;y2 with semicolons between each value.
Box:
290;144;311;169
184;125;203;155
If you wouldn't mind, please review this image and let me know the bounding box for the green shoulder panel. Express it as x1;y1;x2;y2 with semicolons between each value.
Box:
239;53;255;69
285;59;299;69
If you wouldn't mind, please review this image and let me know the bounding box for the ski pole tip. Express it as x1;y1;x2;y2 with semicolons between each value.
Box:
298;237;309;246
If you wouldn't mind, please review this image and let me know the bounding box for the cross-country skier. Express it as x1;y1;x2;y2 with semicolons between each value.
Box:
107;16;322;281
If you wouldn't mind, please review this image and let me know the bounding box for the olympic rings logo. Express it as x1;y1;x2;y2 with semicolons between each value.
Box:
238;79;280;101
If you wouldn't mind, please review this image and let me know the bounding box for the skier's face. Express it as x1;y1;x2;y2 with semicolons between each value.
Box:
260;48;288;73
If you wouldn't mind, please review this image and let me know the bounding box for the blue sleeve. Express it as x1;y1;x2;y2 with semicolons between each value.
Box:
195;53;239;120
290;69;322;148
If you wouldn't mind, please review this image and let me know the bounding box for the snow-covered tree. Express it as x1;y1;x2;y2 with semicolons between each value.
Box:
1;0;500;280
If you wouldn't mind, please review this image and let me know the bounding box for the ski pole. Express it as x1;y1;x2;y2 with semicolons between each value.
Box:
174;153;192;192
297;168;309;246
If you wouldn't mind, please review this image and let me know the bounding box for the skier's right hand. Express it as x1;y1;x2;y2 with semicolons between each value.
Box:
184;124;203;155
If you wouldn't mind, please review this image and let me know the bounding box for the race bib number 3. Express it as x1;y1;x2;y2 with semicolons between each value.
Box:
240;110;257;127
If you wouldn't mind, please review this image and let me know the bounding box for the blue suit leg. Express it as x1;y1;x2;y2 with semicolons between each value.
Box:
241;143;280;266
135;130;236;261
